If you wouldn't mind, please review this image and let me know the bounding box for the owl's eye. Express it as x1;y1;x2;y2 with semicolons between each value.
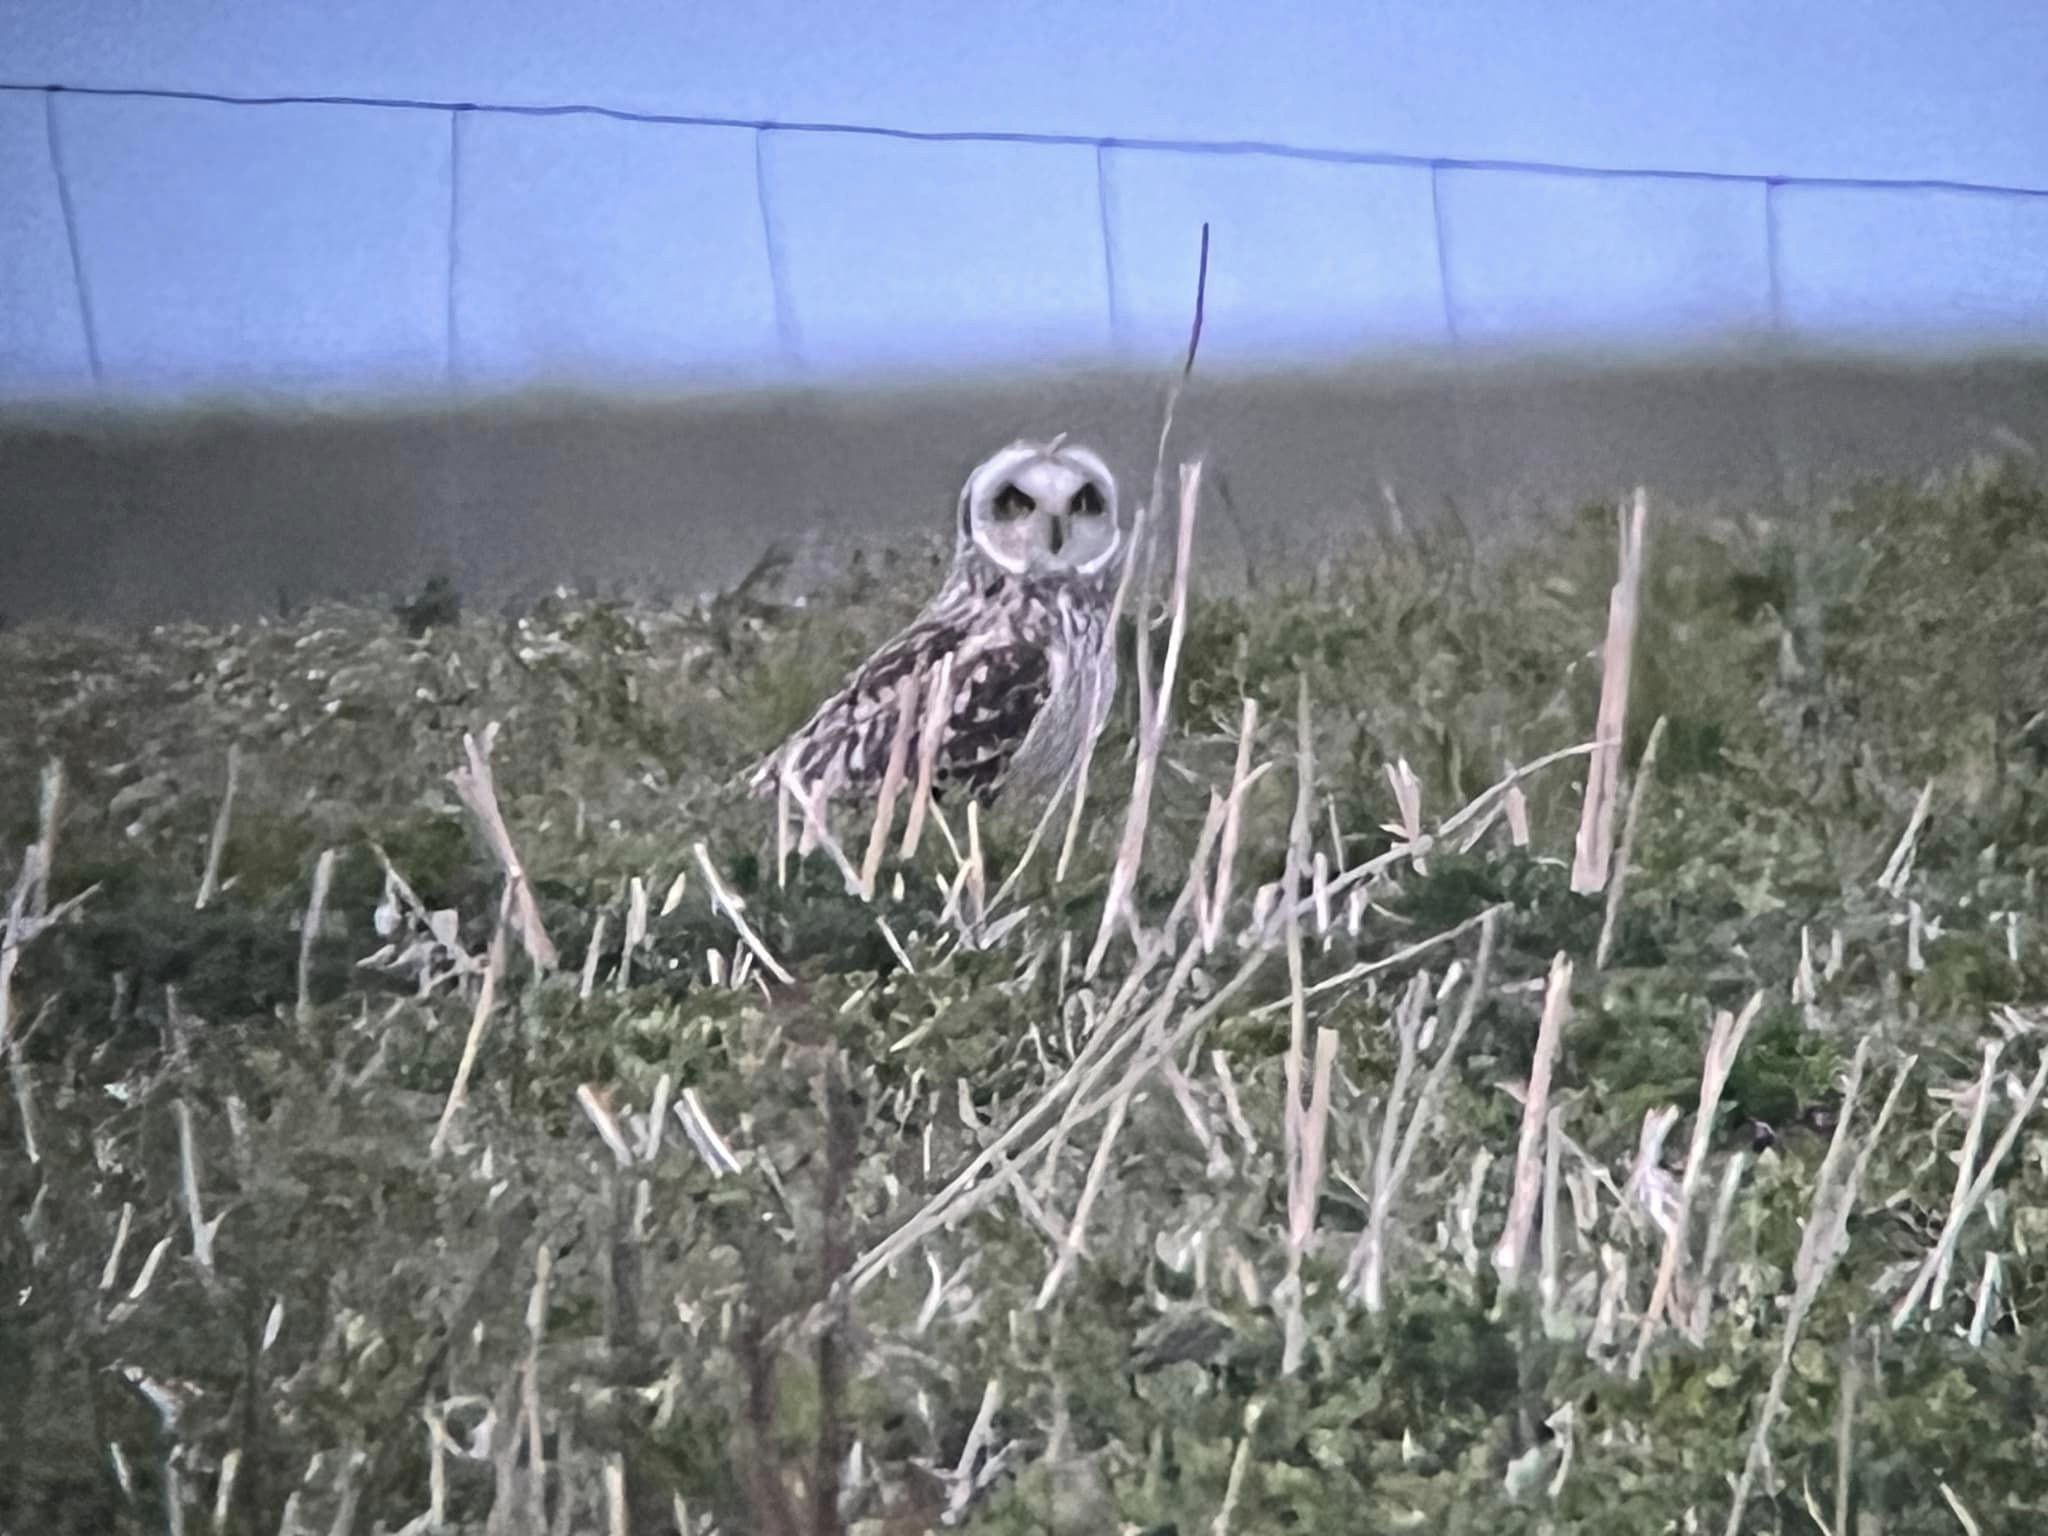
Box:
993;484;1036;520
1069;483;1106;517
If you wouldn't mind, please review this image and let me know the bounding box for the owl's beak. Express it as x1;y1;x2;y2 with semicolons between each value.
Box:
1047;515;1068;556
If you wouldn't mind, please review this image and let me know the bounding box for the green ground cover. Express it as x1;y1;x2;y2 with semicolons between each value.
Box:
4;455;2048;1534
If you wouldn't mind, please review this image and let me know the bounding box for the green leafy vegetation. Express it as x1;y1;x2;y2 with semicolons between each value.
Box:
4;454;2048;1534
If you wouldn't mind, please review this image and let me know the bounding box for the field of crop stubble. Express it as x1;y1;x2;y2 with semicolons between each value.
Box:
5;430;2048;1534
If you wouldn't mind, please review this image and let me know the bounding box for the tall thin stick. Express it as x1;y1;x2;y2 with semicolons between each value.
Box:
1596;714;1667;970
1086;459;1202;977
1572;489;1648;894
195;744;241;910
1493;953;1573;1287
430;886;513;1158
448;726;557;972
297;849;336;1024
1059;221;1209;888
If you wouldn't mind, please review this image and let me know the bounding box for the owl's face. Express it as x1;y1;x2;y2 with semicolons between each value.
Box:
958;439;1121;578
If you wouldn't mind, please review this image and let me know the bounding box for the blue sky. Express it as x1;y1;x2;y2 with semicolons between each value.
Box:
4;1;2047;400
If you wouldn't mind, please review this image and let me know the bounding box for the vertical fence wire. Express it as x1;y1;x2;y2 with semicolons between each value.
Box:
1428;162;1462;346
42;88;104;391
10;78;2048;398
753;128;800;366
1762;178;1787;334
445;108;467;386
1094;144;1122;352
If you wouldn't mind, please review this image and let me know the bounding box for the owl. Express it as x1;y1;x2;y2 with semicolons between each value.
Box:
747;437;1123;820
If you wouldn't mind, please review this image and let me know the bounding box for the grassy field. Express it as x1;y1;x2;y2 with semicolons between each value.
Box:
4;451;2048;1535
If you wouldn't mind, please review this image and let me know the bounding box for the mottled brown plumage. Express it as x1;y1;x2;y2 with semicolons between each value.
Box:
747;438;1122;812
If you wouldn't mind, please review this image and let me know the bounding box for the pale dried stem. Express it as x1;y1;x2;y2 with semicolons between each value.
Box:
296;849;336;1024
901;654;954;860
579;913;606;1000
1347;909;1500;1309
1258;739;1600;948
692;842;796;986
448;726;557;971
1631;991;1763;1375
576;1085;636;1167
780;766;864;891
850;930;1261;1295
613;875;648;993
1832;1330;1861;1536
1033;1089;1133;1309
1932;1039;2001;1311
1596;714;1667;970
1892;1047;2048;1329
1204;697;1261;950
1209;1398;1264;1536
523;1244;552;1535
1540;1102;1567;1318
1940;1483;1982;1536
1280;1028;1338;1376
1493;952;1573;1287
1687;1150;1750;1345
429;886;513;1159
1087;459;1202;978
859;677;920;898
175;1098;219;1276
1877;779;1935;896
1281;674;1316;1231
196;744;241;910
1726;1044;1913;1536
1384;758;1427;875
1968;1252;2000;1347
1572;488;1648;894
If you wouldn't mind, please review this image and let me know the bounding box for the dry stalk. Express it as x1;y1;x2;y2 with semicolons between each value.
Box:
1209;1397;1264;1536
1931;1039;2001;1311
577;1085;636;1167
1877;779;1935;896
1687;1149;1750;1345
1540;1101;1568;1321
1279;1028;1338;1375
849;930;1265;1296
1447;739;1603;856
1383;758;1427;875
1345;909;1500;1309
429;886;513;1159
613;875;649;993
1630;991;1763;1375
448;726;557;971
1968;1252;2001;1347
1032;1090;1133;1310
579;913;606;1000
1202;698;1261;951
1596;714;1667;970
1493;952;1573;1288
1892;1046;2048;1329
858;676;920;898
1086;458;1203;978
195;743;241;910
1280;674;1316;1215
523;1244;553;1534
1054;226;1208;887
296;848;337;1024
1256;740;1598;949
1726;1042;1914;1536
900;653;953;860
1572;488;1648;894
692;842;796;986
174;1097;221;1277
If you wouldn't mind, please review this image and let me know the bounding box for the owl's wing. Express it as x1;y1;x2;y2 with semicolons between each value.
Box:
747;606;1052;807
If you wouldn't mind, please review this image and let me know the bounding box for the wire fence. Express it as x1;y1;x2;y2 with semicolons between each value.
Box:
8;78;2048;395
